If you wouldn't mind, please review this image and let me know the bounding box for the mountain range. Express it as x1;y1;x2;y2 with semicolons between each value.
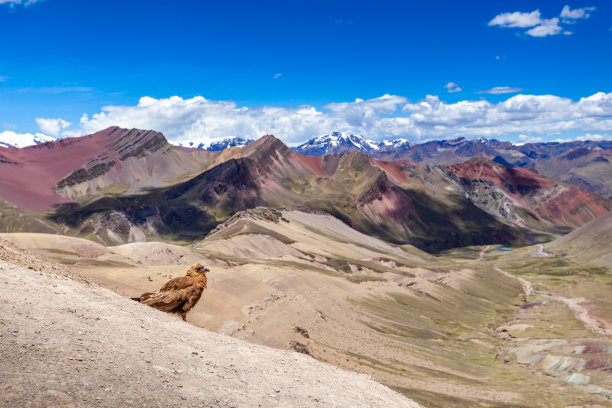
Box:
175;136;254;151
292;131;413;156
291;133;612;199
1;126;610;252
3;130;610;199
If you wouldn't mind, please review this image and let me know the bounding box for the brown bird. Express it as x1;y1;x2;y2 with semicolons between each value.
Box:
132;264;209;321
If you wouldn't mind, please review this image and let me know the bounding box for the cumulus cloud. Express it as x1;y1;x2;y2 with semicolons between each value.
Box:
489;10;542;28
561;5;595;20
526;18;562;37
396;92;612;139
490;6;594;37
73;96;341;145
477;86;523;95
10;92;612;145
35;118;71;138
444;82;462;93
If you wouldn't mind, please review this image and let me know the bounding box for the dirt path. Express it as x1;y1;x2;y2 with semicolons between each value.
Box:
544;294;612;337
0;260;421;408
494;266;612;337
471;245;490;263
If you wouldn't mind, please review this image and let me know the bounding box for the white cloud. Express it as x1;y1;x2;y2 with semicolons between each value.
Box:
11;91;612;145
273;73;282;79
489;10;542;28
74;96;343;145
324;94;407;128
561;5;595;20
35;118;71;138
444;82;462;93
490;7;594;37
526;18;562;37
477;86;523;95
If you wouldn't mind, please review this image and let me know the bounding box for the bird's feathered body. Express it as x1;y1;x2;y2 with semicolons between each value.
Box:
132;264;209;320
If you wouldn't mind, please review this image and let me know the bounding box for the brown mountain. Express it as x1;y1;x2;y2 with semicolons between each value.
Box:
533;148;612;199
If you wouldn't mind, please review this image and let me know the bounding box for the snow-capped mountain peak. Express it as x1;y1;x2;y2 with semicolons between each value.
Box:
381;138;413;149
293;132;415;156
171;136;254;151
0;131;56;148
294;132;381;156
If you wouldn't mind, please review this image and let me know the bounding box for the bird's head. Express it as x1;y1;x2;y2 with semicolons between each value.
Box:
188;263;210;276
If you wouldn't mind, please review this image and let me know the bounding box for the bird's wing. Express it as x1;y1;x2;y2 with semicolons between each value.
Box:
180;285;204;313
140;288;193;312
159;276;194;292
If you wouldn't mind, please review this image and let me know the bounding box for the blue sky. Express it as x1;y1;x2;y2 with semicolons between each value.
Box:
1;0;611;144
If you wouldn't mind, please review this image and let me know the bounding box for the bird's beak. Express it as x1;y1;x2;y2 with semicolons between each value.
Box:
204;268;210;272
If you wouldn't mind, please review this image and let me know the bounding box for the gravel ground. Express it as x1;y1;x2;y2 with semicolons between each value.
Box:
0;257;421;408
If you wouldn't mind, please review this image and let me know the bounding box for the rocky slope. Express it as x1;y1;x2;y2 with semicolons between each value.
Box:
446;158;611;232
0;238;421;408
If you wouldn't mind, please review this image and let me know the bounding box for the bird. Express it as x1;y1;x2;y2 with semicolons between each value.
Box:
132;264;209;321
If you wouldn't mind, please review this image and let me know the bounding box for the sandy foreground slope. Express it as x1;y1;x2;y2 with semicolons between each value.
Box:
0;249;420;407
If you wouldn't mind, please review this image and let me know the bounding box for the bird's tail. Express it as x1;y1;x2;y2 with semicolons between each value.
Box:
132;292;155;302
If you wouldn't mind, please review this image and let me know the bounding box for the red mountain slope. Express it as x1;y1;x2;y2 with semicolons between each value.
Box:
0;127;214;212
0;127;126;211
446;158;610;229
